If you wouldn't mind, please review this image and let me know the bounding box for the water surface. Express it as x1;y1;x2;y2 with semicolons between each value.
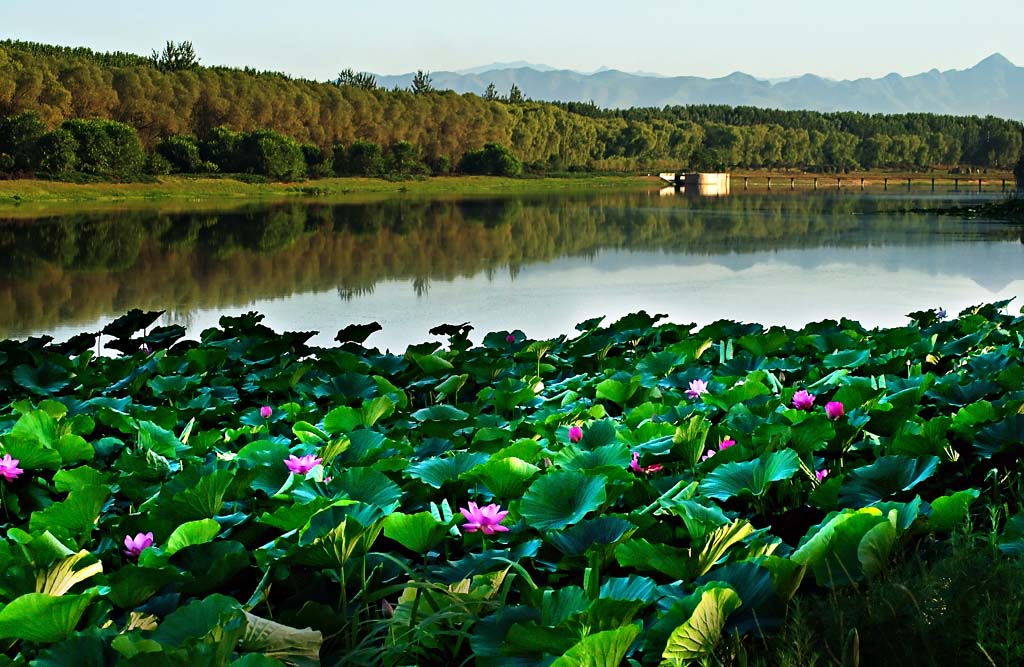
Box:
1;190;1021;350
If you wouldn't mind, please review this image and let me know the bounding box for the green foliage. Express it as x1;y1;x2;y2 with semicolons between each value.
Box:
33;128;79;174
156;135;207;173
410;70;433;94
459;142;523;176
149;40;199;72
0;302;1021;664
334;68;376;90
0;112;46;172
337;140;384;176
61;119;144;178
235;129;306;181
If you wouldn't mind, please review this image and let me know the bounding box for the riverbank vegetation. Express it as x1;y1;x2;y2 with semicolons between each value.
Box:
0;303;1022;665
1;39;1022;183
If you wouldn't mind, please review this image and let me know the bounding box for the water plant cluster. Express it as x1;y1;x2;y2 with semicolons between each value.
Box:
0;303;1022;665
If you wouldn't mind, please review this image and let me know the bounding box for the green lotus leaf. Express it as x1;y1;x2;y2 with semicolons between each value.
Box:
928;488;980;532
383;511;448;553
699;449;801;501
465;455;540;499
838;455;939;507
335;467;402;512
596;377;639;407
0;592;94;643
29;484;110;536
661;586;742;665
546;517;636;556
411;404;470;422
323;406;362;434
406;452;488;488
165;518;221;555
550;624;640;667
520;470;607;531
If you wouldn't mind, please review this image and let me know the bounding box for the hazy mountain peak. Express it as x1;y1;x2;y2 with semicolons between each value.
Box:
376;55;1024;120
973;53;1015;69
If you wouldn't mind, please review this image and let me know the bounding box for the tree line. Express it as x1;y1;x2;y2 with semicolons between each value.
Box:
0;39;1021;178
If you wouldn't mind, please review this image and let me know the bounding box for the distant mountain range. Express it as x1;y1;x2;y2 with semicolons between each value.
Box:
376;54;1024;120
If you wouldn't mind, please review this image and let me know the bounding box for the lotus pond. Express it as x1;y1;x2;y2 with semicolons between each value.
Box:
0;300;1023;666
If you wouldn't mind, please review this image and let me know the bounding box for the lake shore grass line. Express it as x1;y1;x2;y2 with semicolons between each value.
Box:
0;174;657;208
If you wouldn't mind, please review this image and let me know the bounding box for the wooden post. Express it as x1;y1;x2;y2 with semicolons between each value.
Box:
1003;179;1007;192
978;178;983;191
813;177;818;190
744;176;748;190
883;178;887;190
861;178;865;189
931;178;935;191
837;177;841;188
907;178;911;188
954;178;959;191
767;177;772;190
790;177;795;190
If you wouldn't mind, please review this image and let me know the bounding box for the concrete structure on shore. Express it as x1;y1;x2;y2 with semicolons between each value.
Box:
658;172;731;196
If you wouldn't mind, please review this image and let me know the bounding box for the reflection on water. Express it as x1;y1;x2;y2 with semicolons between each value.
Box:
0;191;1021;349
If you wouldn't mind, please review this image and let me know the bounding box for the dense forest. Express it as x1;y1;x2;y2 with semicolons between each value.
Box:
0;39;1022;180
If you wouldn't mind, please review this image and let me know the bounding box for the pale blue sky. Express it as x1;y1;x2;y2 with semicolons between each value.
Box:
2;0;1020;81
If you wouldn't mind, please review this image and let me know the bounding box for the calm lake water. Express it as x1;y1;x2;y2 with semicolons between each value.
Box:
1;189;1021;351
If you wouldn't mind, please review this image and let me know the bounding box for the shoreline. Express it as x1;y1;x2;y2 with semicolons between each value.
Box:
0;174;656;212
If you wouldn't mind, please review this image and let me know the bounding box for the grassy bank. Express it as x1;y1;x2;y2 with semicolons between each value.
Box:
0;174;656;209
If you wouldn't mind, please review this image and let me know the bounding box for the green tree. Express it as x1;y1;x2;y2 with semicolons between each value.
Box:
386;140;425;175
32;129;78;174
62;118;144;177
0;112;46;172
411;70;433;94
458;142;522;176
340;140;385;176
335;68;377;90
156;135;206;173
150;40;199;72
483;83;498;101
235;129;306;180
508;84;524;104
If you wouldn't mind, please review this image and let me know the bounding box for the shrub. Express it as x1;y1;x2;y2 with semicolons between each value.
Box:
386;140;427;176
156;135;205;173
200;126;242;173
458;142;523;176
32;129;79;174
430;154;452;176
339;140;384;176
61;118;144;178
235;129;306;181
145;151;172;176
0;112;46;172
301;143;331;177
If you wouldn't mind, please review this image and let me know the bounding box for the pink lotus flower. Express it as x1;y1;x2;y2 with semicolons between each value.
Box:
701;438;736;462
792;390;816;411
825;401;845;420
815;468;830;482
260;405;273;419
506;334;516;344
284;454;322;475
460;502;509;535
568;425;584;443
686;379;709;399
629;451;663;474
0;454;23;482
124;532;154;558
